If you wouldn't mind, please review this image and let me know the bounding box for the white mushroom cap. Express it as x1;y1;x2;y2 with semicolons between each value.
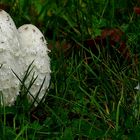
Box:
18;24;51;104
135;83;140;90
0;10;23;106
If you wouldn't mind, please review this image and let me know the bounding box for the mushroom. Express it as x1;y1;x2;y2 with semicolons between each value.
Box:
135;83;140;90
0;9;23;106
18;24;51;104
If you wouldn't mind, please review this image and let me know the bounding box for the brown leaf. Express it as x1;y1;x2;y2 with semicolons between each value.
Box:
84;28;131;63
134;7;140;15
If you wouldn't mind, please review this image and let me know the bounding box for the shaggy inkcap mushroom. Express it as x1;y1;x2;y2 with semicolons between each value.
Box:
135;83;140;90
18;24;51;104
0;9;23;106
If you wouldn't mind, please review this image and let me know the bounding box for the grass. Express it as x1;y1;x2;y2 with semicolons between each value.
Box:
0;0;140;139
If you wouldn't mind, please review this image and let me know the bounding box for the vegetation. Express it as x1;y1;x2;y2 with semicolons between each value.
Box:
0;0;140;139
